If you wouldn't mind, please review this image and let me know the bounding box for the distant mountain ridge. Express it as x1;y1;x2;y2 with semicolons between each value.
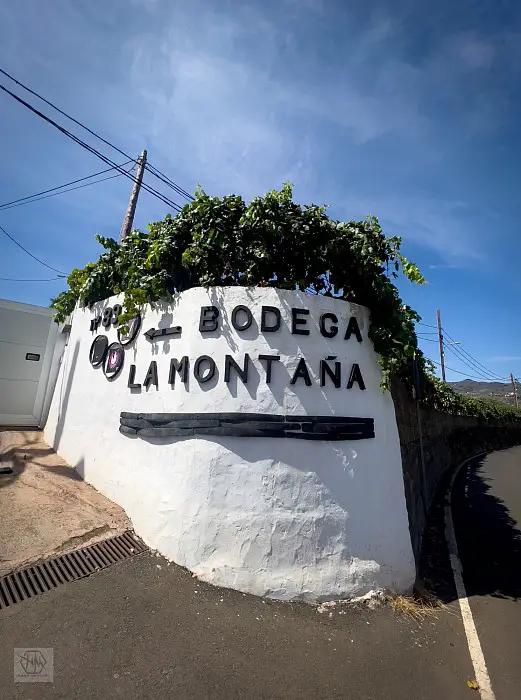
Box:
448;379;517;407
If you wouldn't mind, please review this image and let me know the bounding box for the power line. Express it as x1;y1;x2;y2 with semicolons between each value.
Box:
0;67;192;202
442;327;506;381
443;340;494;379
422;317;512;382
0;160;133;211
0;224;67;275
0;82;183;213
447;344;506;381
0;164;135;212
430;357;507;382
417;335;438;343
144;163;193;200
444;343;508;381
443;328;498;377
0;276;62;282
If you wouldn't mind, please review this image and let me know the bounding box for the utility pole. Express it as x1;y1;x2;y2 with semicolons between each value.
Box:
510;373;519;409
436;309;446;382
120;149;147;241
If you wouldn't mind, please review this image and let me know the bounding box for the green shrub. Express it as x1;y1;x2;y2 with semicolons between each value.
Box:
50;184;521;422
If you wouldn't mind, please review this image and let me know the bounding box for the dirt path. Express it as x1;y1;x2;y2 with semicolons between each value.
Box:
0;430;130;576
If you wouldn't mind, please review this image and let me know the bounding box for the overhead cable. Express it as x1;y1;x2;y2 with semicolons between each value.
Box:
444;343;508;381
0;160;133;211
0;224;67;275
0;82;183;213
430;358;506;382
442;327;506;381
0;276;63;282
0;67;192;201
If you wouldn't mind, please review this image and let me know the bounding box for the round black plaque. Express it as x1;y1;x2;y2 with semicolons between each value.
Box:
89;335;109;367
117;314;141;347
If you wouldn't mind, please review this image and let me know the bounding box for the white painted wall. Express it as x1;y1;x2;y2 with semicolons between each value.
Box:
45;287;415;600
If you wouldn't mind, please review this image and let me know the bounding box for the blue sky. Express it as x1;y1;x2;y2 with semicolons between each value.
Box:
1;0;520;382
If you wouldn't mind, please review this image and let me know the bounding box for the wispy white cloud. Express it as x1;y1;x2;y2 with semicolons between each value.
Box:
1;0;518;266
114;1;516;263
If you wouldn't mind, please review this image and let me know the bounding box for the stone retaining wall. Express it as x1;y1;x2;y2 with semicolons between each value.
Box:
391;378;521;564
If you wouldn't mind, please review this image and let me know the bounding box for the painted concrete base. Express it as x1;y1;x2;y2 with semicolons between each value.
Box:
44;287;415;601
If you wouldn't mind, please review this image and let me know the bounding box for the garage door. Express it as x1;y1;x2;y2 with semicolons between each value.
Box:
0;298;60;427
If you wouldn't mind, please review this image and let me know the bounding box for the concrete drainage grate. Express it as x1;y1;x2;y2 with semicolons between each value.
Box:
0;531;148;610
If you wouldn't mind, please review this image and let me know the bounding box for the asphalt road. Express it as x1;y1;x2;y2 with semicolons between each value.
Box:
7;443;521;699
0;551;474;699
452;445;521;700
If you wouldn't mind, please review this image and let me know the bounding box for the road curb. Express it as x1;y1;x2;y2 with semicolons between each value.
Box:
444;452;495;700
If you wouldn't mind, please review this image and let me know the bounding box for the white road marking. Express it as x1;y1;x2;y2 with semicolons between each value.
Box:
445;455;496;700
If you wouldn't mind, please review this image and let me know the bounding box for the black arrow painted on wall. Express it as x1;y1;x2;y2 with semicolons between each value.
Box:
144;326;182;341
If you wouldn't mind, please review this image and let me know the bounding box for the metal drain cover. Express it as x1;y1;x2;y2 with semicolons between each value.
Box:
0;531;148;610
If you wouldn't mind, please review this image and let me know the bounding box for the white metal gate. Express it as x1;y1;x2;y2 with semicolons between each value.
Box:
0;298;61;427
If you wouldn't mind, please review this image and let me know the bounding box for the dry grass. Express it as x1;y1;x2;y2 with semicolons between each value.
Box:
385;593;445;621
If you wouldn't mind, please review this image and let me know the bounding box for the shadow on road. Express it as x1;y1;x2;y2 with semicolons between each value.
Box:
419;452;521;603
453;455;521;601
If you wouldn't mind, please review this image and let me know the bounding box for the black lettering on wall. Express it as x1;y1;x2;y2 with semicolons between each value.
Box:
344;316;363;342
231;305;253;331
320;356;341;388
319;312;338;338
224;354;250;383
199;306;219;332
169;357;189;385
111;304;122;325
291;308;310;335
194;355;216;383
258;354;281;384
102;307;113;328
347;363;366;390
127;364;141;390
143;361;159;389
290;358;312;386
261;306;281;333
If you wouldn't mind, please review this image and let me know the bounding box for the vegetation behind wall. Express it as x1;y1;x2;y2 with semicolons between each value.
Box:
50;184;521;422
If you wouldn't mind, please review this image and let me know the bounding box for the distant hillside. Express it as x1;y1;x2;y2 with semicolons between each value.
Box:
448;379;517;407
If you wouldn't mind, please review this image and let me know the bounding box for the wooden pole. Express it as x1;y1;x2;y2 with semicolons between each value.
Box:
120;149;147;241
511;373;519;409
436;309;446;382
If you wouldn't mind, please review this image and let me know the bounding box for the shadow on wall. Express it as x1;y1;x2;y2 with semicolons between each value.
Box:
203;287;368;413
52;340;80;453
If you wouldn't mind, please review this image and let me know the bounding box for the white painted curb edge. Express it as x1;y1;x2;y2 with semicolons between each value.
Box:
445;453;495;700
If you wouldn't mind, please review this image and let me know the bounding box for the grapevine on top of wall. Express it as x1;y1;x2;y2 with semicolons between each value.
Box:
50;184;521;422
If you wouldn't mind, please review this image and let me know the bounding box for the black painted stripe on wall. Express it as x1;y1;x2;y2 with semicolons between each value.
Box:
120;413;375;441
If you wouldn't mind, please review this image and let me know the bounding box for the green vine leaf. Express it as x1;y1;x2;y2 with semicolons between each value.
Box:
49;184;521;422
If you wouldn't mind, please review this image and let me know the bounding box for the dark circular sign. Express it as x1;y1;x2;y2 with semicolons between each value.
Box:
103;342;125;379
117;314;141;347
89;335;108;367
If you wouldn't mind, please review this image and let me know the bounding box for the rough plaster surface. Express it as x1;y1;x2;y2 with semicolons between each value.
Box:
0;430;130;576
44;287;415;600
